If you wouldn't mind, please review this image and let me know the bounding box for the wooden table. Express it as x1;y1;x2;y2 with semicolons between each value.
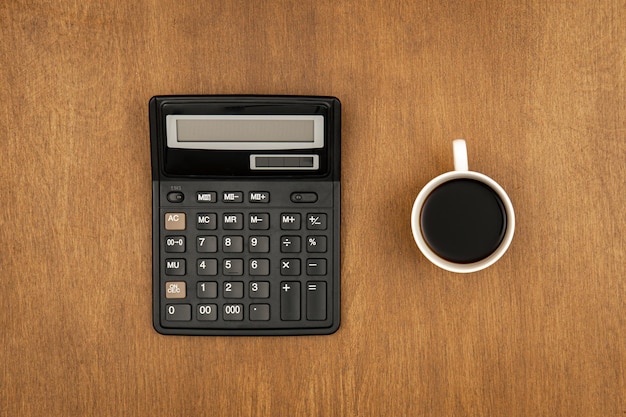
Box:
2;1;624;415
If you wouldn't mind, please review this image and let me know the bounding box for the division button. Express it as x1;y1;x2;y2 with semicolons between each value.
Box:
167;192;184;203
280;236;301;253
280;282;301;321
306;281;327;320
290;192;318;203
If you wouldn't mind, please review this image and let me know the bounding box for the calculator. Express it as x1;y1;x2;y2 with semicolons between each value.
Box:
150;95;341;335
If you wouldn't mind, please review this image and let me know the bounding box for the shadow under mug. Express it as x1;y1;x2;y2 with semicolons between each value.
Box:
411;140;515;273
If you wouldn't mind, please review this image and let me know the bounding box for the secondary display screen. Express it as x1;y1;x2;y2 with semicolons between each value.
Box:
166;115;324;150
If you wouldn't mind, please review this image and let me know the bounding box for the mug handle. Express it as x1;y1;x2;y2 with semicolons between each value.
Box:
453;139;468;171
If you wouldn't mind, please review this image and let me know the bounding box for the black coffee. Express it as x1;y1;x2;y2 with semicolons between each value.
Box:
420;179;506;264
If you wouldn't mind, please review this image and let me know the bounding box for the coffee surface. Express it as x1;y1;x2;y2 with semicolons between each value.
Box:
420;179;506;264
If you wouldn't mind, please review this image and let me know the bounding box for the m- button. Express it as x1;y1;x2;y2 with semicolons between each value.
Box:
165;213;186;230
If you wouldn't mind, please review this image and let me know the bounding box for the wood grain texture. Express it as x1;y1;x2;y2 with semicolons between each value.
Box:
1;0;624;416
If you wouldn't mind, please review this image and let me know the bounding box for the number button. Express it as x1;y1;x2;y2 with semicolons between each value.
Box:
250;281;270;298
249;236;270;253
223;259;244;275
197;259;218;276
223;236;243;252
223;304;244;320
165;304;191;321
249;259;270;276
223;281;244;298
197;236;217;253
197;281;217;298
197;304;217;321
165;236;185;253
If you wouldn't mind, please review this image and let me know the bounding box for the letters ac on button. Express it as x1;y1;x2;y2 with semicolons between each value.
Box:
165;213;186;230
290;192;318;203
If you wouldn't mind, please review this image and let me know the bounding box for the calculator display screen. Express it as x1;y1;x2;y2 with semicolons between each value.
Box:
167;115;324;150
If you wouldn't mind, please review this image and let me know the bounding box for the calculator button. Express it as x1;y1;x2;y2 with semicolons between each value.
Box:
306;236;327;253
223;304;244;320
249;236;270;253
165;236;185;253
165;213;186;230
249;259;270;275
223;213;243;230
223;282;244;298
223;236;243;252
306;282;327;320
250;304;270;321
280;236;301;253
306;259;327;275
165;259;185;275
249;191;270;203
280;213;301;230
223;191;243;203
197;281;218;298
196;213;217;230
249;281;270;298
167;192;184;203
280;259;301;276
290;192;318;203
165;304;191;321
223;259;244;275
306;213;327;230
280;282;301;321
165;281;186;299
196;191;217;203
249;213;269;230
197;304;217;320
197;259;218;275
197;236;218;253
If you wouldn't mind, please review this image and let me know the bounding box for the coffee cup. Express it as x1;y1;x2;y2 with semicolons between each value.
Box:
411;140;515;273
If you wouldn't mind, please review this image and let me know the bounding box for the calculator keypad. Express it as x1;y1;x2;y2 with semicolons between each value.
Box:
156;182;338;335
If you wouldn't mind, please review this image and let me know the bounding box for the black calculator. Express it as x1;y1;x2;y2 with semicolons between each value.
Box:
150;95;341;335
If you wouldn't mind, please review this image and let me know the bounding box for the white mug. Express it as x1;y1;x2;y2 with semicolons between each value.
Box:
411;140;515;273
